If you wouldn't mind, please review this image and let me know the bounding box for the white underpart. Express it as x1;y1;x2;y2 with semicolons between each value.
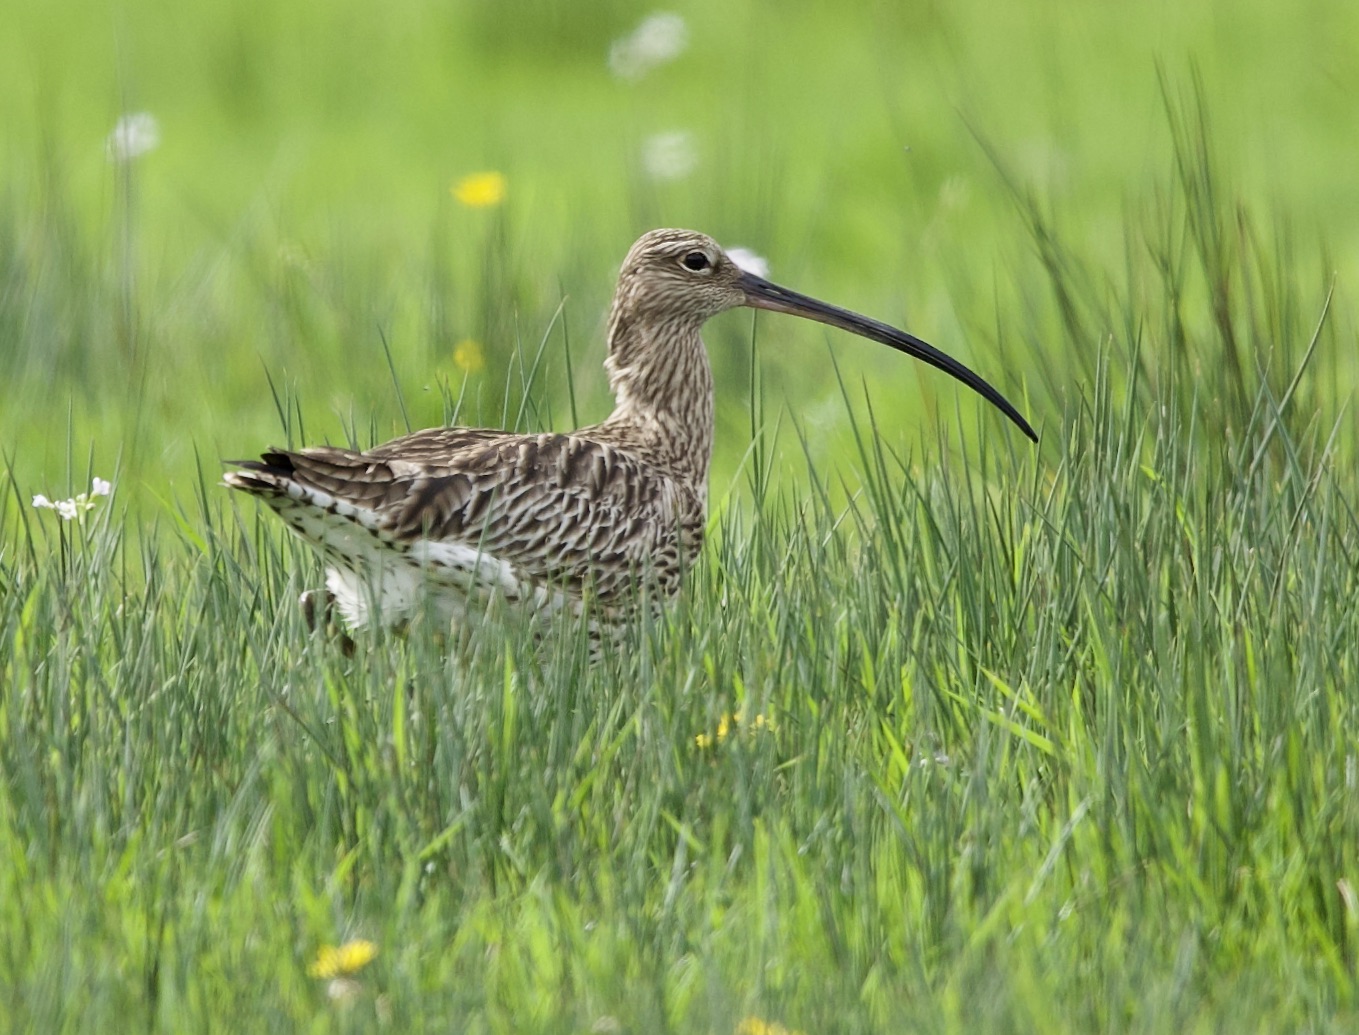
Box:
252;477;580;631
327;545;581;631
325;564;429;628
407;539;522;595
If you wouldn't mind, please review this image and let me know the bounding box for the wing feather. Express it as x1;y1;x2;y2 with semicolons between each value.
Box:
226;430;702;604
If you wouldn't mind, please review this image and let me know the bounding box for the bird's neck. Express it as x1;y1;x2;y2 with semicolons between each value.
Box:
598;312;715;494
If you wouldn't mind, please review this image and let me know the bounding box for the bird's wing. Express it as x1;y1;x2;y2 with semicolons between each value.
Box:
362;426;512;464
225;431;701;602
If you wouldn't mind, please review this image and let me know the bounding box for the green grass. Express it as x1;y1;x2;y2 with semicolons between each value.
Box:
5;1;1359;1031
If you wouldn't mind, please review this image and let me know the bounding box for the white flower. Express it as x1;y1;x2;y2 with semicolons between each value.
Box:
30;477;113;520
106;112;160;162
609;13;688;81
726;247;770;278
642;131;696;181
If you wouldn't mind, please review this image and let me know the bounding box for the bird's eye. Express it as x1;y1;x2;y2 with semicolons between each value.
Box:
681;251;711;272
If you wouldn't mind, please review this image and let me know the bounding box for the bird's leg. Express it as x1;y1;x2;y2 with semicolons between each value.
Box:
299;589;356;657
298;588;328;631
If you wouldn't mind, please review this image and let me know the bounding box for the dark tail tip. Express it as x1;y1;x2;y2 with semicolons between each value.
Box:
222;450;297;493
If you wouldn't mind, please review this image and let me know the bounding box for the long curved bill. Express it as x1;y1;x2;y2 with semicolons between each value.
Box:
738;271;1037;443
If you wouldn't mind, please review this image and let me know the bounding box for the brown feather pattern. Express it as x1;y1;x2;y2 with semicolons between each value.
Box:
224;230;728;633
224;227;1034;638
231;431;702;607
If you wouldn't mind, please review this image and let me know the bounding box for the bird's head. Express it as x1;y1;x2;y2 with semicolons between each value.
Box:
612;229;749;324
608;227;1038;442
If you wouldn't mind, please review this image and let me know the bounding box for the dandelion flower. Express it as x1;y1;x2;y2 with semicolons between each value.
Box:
453;338;487;375
642;131;696;181
726;248;770;279
106;112;160;162
452;172;508;208
695;712;772;750
307;939;378;979
609;12;688;81
696;712;736;749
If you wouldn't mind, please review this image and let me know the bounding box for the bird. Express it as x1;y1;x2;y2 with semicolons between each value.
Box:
224;228;1036;647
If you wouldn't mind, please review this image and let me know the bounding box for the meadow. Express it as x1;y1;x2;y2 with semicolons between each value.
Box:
4;0;1359;1030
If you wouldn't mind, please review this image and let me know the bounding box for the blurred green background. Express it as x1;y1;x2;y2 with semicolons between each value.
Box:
4;0;1357;506
8;4;1359;1030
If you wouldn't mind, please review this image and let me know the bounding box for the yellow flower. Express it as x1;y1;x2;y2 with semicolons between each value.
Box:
695;712;772;749
307;939;378;979
452;171;507;208
736;1018;803;1035
453;338;487;375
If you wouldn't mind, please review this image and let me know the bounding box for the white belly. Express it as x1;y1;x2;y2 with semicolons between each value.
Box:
265;486;591;635
323;546;583;632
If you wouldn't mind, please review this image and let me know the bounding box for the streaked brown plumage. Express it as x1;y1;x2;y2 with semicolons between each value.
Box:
225;228;1035;640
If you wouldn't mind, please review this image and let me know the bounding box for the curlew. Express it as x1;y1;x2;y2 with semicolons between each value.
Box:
225;229;1036;645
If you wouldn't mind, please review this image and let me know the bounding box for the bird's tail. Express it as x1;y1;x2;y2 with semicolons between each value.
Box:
222;451;300;497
